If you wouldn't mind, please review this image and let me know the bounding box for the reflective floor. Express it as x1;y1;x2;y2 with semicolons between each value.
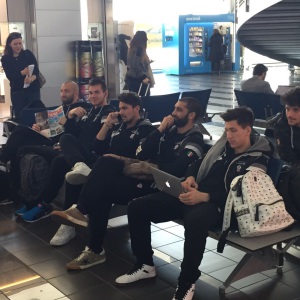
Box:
1;67;300;300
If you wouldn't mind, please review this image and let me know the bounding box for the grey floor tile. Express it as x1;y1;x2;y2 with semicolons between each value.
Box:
156;240;185;260
151;230;183;248
48;271;103;296
200;251;237;274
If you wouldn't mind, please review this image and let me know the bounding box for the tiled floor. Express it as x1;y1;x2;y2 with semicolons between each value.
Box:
1;67;300;300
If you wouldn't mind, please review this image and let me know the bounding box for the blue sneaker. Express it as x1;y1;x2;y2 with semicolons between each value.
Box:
22;204;53;223
15;205;31;216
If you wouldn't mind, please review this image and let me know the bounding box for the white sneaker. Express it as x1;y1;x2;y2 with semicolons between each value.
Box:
50;225;76;246
115;264;156;286
65;162;91;185
172;283;195;300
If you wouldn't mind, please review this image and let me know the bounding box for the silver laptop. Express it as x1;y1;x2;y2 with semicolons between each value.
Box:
275;85;295;96
151;167;184;198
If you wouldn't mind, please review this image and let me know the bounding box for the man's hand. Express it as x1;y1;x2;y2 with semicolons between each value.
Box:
32;124;41;132
158;115;174;133
181;176;198;191
68;107;87;119
142;78;150;85
179;186;210;206
106;112;120;126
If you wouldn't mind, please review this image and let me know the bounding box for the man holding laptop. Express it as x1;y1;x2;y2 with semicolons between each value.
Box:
51;96;205;270
116;107;273;300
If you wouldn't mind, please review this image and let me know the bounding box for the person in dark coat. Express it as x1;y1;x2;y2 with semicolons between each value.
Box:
208;28;224;75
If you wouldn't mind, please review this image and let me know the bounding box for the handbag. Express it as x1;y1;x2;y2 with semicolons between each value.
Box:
38;71;46;88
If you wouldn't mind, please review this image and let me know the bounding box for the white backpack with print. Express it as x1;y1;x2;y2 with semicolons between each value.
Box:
222;167;294;238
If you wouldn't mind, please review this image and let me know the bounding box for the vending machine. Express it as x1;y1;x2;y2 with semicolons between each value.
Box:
162;14;238;75
71;40;105;102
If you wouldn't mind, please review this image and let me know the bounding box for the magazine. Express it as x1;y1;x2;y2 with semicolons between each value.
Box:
35;106;65;138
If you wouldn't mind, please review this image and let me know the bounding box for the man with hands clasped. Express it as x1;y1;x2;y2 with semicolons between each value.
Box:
115;107;273;300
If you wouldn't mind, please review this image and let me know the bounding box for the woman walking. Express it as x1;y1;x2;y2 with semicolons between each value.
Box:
125;31;154;96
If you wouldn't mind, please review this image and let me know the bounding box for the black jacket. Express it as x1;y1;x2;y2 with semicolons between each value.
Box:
93;118;155;158
274;112;300;165
137;124;205;178
64;104;115;150
1;49;40;93
187;134;272;212
208;32;224;62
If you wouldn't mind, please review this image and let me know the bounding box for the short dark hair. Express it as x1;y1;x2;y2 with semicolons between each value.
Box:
281;86;300;107
4;32;22;55
179;97;203;120
253;64;268;76
89;77;107;92
221;107;254;128
118;92;142;111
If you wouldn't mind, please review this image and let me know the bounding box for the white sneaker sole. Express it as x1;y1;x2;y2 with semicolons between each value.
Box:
51;211;88;228
65;172;90;185
115;274;156;286
50;230;76;246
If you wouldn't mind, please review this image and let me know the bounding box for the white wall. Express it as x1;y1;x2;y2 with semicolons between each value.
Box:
35;0;82;106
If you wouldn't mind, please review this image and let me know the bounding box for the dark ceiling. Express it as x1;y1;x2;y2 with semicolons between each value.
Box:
237;0;300;67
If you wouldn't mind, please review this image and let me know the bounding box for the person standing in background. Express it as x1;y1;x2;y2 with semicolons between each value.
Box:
208;28;224;75
125;31;154;96
1;32;44;121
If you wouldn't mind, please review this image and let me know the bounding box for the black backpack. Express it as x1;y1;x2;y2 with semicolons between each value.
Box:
19;154;49;202
278;165;300;221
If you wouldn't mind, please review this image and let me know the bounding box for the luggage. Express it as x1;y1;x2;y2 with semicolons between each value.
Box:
19;153;49;202
138;83;150;96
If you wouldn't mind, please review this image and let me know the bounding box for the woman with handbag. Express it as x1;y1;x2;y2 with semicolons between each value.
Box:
1;32;44;121
125;31;154;96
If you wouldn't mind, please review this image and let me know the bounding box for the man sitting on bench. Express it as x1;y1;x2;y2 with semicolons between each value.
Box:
115;107;273;300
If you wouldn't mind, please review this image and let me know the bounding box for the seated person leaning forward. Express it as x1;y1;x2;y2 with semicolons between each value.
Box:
115;107;273;300
51;97;205;270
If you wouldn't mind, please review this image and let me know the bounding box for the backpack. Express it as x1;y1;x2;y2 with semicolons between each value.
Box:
217;168;294;252
19;154;49;202
278;165;300;221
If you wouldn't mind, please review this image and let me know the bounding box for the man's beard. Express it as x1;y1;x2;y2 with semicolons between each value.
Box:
173;114;189;128
62;97;74;105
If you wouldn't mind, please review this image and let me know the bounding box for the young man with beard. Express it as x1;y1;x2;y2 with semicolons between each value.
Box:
274;86;300;164
115;107;273;300
19;78;115;222
51;97;205;270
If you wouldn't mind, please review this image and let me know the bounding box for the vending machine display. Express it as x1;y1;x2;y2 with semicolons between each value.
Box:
162;14;238;75
188;27;203;57
72;40;105;102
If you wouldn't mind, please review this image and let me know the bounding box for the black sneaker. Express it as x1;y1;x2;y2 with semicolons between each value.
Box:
172;282;195;300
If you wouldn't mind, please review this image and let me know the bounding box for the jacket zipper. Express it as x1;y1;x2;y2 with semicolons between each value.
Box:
254;199;283;221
